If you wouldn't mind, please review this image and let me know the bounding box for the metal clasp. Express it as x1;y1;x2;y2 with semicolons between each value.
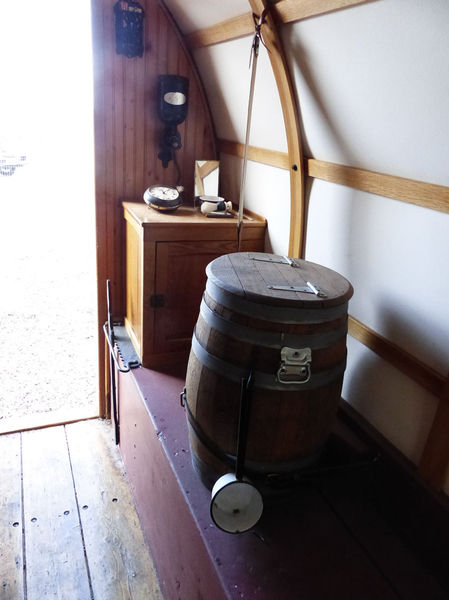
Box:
277;347;312;384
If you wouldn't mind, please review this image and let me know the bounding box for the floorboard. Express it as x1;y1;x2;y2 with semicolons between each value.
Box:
317;470;448;600
0;433;23;600
66;420;162;600
22;426;91;600
0;419;162;600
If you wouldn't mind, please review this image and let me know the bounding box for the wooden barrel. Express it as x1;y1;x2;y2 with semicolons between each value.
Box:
184;252;353;490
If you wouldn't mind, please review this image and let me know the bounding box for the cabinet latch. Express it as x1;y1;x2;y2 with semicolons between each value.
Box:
150;294;165;308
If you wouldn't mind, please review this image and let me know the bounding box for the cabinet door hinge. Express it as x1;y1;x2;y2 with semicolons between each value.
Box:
149;294;165;308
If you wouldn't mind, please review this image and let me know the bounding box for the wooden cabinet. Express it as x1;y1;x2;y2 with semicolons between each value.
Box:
123;202;266;368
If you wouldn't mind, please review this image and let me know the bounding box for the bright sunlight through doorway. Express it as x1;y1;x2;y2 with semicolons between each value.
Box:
0;0;97;432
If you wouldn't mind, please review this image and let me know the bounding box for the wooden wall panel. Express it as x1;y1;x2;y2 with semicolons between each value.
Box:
91;0;216;414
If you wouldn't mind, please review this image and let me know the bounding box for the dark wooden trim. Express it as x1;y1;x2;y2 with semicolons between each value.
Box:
419;386;449;489
338;399;449;593
348;316;446;399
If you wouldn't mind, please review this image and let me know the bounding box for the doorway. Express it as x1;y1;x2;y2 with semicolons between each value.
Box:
0;0;97;432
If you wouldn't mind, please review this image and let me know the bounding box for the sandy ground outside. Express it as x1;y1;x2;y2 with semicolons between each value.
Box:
0;0;97;430
0;145;98;427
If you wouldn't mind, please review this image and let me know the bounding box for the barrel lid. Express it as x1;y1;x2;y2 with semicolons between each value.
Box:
206;253;353;308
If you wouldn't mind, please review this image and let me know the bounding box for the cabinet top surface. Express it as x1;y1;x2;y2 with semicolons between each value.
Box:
122;202;266;228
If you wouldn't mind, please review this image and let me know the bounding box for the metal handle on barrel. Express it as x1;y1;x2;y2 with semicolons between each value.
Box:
235;371;253;481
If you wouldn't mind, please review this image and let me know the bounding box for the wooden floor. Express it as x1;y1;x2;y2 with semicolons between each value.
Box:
0;419;162;600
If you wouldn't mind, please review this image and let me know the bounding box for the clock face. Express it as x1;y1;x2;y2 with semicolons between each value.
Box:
143;185;182;211
163;91;186;106
149;185;179;201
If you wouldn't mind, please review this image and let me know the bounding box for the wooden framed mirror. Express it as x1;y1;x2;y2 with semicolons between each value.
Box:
194;160;219;199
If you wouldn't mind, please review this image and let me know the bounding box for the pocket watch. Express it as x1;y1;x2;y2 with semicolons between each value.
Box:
143;184;182;211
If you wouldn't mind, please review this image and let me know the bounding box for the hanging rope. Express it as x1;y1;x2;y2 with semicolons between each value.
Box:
237;7;271;250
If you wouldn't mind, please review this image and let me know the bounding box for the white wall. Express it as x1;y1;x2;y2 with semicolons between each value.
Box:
193;36;291;252
286;1;449;492
284;0;449;184
166;0;449;491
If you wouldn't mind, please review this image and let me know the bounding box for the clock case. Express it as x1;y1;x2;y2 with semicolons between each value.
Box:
143;184;183;212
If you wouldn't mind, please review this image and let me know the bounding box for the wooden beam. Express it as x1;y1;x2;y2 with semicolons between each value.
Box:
218;140;449;215
348;316;446;399
197;159;220;179
186;12;254;49
186;0;376;49
306;159;449;215
218;139;290;169
418;382;449;490
274;0;376;24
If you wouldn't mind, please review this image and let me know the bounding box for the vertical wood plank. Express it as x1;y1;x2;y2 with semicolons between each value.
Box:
21;427;91;600
112;52;126;317
65;419;162;600
143;0;160;186
0;433;24;600
123;55;135;199
134;33;146;197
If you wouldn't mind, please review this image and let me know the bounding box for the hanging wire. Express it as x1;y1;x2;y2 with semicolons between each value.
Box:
237;8;271;249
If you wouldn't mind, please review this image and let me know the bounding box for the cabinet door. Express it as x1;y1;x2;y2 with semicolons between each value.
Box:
154;240;236;354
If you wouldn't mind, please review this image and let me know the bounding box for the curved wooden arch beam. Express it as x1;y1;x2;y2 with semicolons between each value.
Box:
248;0;305;257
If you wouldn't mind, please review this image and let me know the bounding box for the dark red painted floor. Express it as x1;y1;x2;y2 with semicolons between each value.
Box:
118;365;447;600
